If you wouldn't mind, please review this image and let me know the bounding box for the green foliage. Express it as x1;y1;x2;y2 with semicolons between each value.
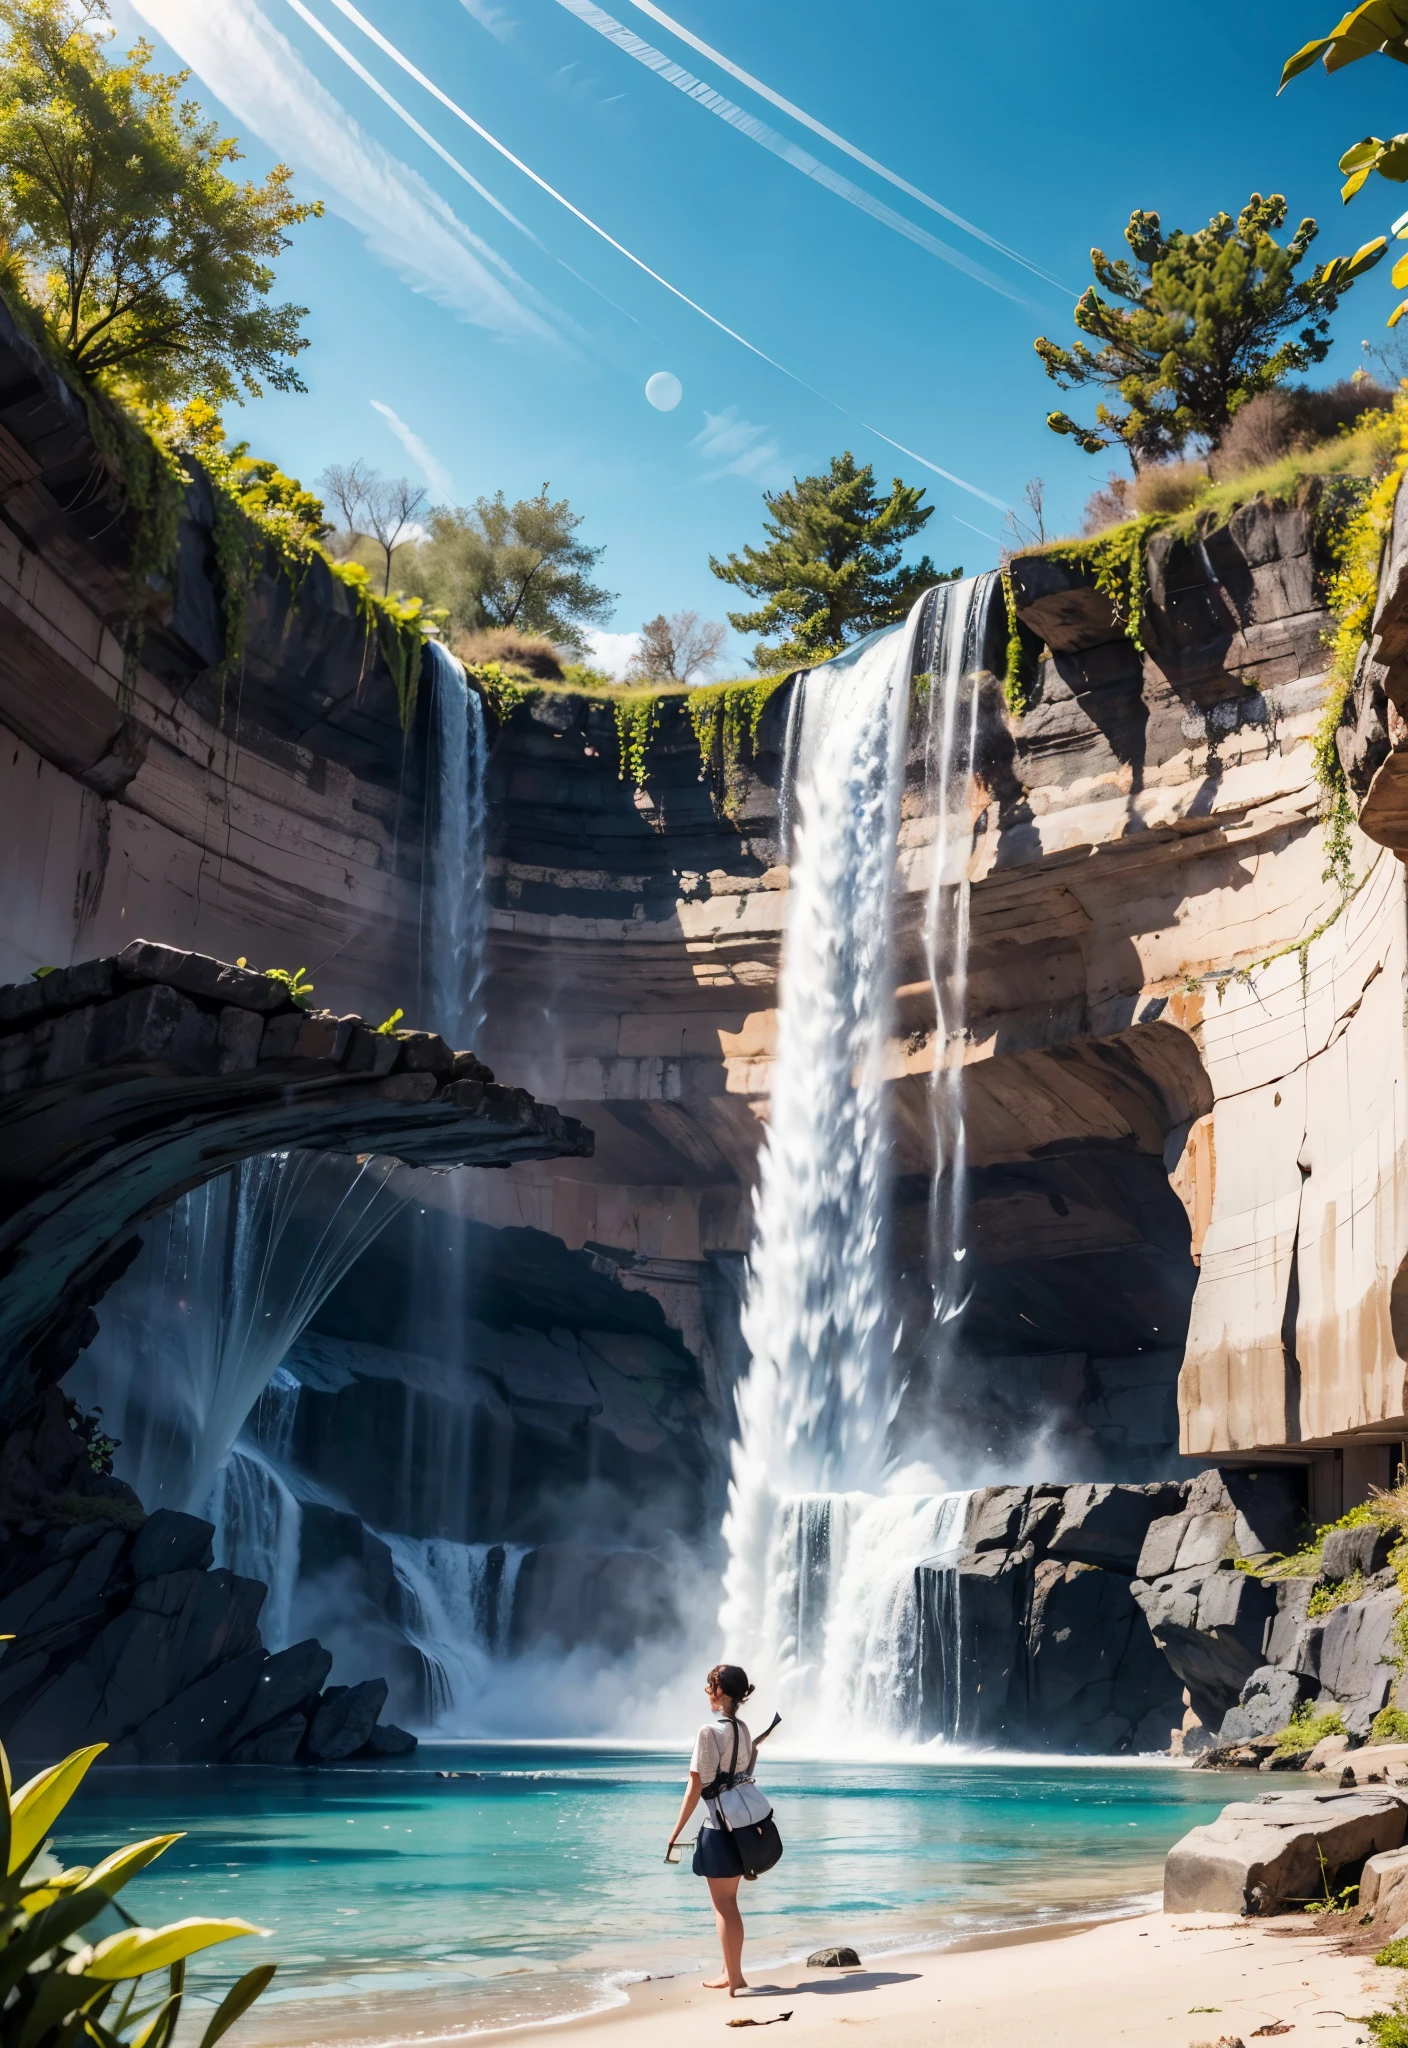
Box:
1035;516;1163;651
1035;195;1354;467
612;690;662;789
686;675;784;815
1372;1706;1408;1744
0;0;320;405
375;1008;404;1036
253;964;313;1009
710;452;958;671
1000;568;1041;715
1380;1940;1408;1970
0;1736;272;2048
1309;1569;1365;1616
1275;1703;1347;1755
401;488;614;654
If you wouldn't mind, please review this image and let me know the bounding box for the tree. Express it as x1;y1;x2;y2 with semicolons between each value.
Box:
710;452;955;672
1280;3;1408;326
319;462;426;593
628;609;726;684
1034;195;1359;470
0;0;321;403
402;485;614;651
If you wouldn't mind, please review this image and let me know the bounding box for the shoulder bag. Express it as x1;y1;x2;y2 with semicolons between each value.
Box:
702;1720;783;1880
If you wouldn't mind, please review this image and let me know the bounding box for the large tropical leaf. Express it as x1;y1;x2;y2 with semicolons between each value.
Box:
9;1747;106;1875
77;1838;183;1901
85;1920;267;1982
196;1965;277;2048
1282;0;1408;86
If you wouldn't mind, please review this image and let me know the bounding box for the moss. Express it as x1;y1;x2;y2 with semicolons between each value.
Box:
1380;1940;1408;1969
1000;566;1042;715
1309;1569;1365;1617
1039;514;1165;651
1274;1703;1346;1755
1372;1706;1408;1745
1366;1987;1408;2048
686;675;785;816
611;688;665;788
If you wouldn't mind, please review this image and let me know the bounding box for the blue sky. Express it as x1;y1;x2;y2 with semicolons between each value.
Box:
112;0;1408;672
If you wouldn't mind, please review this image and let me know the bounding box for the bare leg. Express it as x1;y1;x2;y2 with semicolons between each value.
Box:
703;1875;746;1992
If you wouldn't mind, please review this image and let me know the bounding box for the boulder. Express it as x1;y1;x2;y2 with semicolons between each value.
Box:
121;1646;266;1764
129;1510;215;1580
229;1710;309;1765
307;1678;388;1761
1322;1523;1396;1582
966;1488;1028;1554
364;1722;417;1757
1164;1787;1408;1913
1212;1665;1316;1748
226;1639;333;1747
1315;1592;1400;1737
1047;1483;1185;1571
807;1947;861;1968
1306;1732;1353;1771
1132;1564;1278;1724
1362;1845;1408;1917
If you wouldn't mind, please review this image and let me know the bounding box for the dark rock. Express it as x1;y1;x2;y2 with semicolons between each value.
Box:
228;1710;309;1764
115;941;290;1014
807;1947;861;1968
130;1509;214;1579
511;1545;677;1655
0;959;117;1030
1212;1664;1316;1747
1131;1564;1279;1724
1027;1560;1182;1748
307;1678;388;1760
1322;1523;1396;1582
123;1646;266;1764
396;1032;454;1076
1047;1482;1184;1571
1219;1468;1307;1560
226;1638;333;1746
1315;1592;1400;1737
1008;553;1125;652
364;1721;417;1757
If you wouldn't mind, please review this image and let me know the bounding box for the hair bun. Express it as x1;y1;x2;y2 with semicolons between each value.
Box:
707;1662;754;1703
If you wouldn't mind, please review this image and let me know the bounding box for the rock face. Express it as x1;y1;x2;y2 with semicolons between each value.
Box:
0;1506;413;1765
1164;1787;1407;1914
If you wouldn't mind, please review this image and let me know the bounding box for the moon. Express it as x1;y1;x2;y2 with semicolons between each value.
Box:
645;371;682;412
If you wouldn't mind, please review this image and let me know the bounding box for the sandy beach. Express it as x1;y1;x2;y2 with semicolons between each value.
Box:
514;1911;1386;2048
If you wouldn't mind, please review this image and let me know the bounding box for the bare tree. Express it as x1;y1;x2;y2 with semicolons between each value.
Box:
628;609;728;685
1001;477;1049;558
317;463;426;591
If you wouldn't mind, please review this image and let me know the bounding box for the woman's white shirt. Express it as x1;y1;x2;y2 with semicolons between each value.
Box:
690;1717;754;1830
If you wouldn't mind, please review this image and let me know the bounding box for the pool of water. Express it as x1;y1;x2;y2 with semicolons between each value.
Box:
56;1746;1256;2044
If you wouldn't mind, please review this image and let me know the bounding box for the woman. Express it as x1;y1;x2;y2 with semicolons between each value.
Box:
666;1663;776;1996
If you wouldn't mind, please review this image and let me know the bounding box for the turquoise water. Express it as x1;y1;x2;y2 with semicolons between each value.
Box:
56;1747;1256;2043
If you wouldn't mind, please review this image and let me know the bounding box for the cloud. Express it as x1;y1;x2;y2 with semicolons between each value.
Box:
370;400;454;499
458;0;516;41
585;629;641;678
123;0;561;346
691;406;785;486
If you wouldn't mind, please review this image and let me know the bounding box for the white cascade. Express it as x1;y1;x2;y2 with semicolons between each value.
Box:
921;573;996;1341
71;1151;403;1517
721;580;995;1744
212;1447;303;1651
386;1535;527;1723
421;639;489;1049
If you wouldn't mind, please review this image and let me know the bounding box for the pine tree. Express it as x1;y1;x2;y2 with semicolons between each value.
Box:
710;453;955;672
1035;195;1357;470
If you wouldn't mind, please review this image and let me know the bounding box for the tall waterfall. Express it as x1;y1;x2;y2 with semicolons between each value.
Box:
421;639;489;1049
721;579;996;1743
921;576;994;1343
210;1368;304;1649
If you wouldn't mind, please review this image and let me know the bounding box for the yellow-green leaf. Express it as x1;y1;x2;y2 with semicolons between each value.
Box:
197;1964;277;2048
78;1836;182;1899
1390;298;1408;326
86;1919;267;1981
1341;134;1384;170
1281;32;1335;85
9;1746;106;1874
1393;250;1408;287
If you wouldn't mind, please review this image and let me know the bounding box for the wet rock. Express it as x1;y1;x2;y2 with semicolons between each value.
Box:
227;1639;333;1746
1322;1524;1396;1581
122;1646;266;1764
511;1545;677;1656
364;1722;417;1757
1164;1786;1408;1913
307;1678;388;1760
807;1947;861;1968
228;1711;309;1765
130;1510;214;1580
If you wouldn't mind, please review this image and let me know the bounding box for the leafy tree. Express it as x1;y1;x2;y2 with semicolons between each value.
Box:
628;608;726;684
1035;196;1360;469
0;0;320;402
710;452;954;672
403;485;614;651
1280;2;1408;326
320;461;425;594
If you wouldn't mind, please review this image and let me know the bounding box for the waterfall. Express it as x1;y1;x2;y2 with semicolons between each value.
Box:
71;1152;403;1517
921;575;996;1343
421;639;489;1049
386;1535;528;1723
211;1443;303;1650
721;600;923;1677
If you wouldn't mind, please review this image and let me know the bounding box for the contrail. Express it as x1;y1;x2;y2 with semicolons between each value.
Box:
548;0;1026;306
619;0;1072;297
313;0;1010;510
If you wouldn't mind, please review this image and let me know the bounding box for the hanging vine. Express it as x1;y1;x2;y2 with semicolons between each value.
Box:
686;675;783;815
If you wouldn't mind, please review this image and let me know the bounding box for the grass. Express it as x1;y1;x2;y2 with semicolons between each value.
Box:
1274;1704;1346;1757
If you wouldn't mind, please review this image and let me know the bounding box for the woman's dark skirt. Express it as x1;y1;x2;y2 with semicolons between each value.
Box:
692;1824;745;1878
